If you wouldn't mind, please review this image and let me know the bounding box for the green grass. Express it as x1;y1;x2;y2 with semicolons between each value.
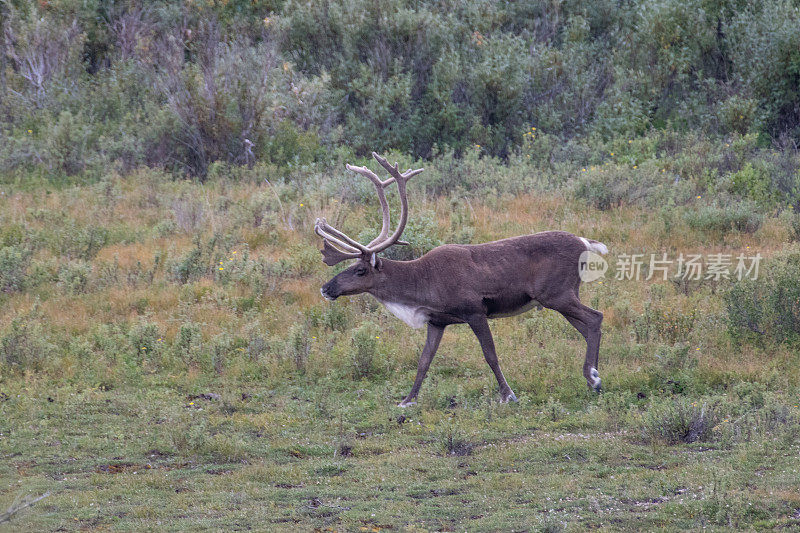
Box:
2;170;800;530
2;378;799;531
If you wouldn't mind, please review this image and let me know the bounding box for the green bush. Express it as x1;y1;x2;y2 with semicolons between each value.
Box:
0;245;32;293
790;213;800;242
684;203;763;235
5;0;800;185
168;236;230;284
322;304;349;332
728;2;800;137
46;110;91;176
288;323;310;373
573;162;679;210
648;344;700;395
634;304;697;346
725;249;800;344
57;260;92;294
128;322;162;363
433;422;474;456
0;316;54;371
727;162;775;207
50;223;109;261
175;322;203;367
640;396;718;444
349;321;381;380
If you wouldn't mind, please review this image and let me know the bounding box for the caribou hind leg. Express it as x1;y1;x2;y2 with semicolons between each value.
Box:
399;323;445;407
552;297;603;392
468;316;518;403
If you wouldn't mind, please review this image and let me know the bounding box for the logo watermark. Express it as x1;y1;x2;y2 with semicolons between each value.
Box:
579;252;761;282
579;251;608;282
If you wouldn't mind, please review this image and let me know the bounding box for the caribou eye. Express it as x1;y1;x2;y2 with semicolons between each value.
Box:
355;267;367;276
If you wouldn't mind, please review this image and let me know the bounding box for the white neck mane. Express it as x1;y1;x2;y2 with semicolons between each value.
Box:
379;300;429;329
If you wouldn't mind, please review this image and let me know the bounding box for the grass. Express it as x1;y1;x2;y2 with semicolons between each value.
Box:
2;380;799;530
1;169;800;530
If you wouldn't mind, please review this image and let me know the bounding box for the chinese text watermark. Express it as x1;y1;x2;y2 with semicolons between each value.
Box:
579;252;761;282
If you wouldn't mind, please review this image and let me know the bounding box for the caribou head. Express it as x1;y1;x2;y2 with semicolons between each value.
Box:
316;152;422;301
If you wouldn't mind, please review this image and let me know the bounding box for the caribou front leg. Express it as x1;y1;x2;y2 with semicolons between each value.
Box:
399;323;445;407
468;316;517;403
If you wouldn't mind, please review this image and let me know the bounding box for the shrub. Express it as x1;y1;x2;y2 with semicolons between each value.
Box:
573;163;673;210
175;322;203;367
634;304;697;345
128;322;161;363
349;321;380;380
322;304;348;332
57;260;92;294
728;2;800;136
171;196;206;234
1;317;54;370
245;330;268;363
725;249;800;344
715;394;800;447
2;5;84;110
544;396;567;422
727;162;775;207
210;333;234;374
288;323;310;373
640;396;718;444
433;422;474;456
791;213;800;242
46;110;91;176
52;223;109;261
170;246;205;284
683;203;763;235
0;245;32;293
153;219;178;238
0;223;25;248
168;236;226;284
167;414;209;457
648;344;700;395
158;34;330;177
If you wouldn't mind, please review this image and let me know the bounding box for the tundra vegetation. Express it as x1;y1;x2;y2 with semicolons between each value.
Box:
2;0;800;530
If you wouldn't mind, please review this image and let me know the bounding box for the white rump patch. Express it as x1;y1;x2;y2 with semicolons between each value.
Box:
580;237;608;255
381;301;428;329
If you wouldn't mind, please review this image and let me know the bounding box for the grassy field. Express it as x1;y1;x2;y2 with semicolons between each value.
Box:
2;168;800;531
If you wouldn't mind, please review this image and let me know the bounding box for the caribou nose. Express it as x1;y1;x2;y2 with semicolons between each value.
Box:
320;287;335;301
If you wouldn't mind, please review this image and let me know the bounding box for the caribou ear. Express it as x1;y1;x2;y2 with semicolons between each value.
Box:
370;253;384;270
321;241;356;266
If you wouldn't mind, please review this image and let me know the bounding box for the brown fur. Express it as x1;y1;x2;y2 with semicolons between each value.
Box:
321;230;605;406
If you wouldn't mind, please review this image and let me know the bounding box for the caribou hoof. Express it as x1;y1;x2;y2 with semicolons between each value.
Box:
398;400;417;408
588;368;602;393
500;390;518;403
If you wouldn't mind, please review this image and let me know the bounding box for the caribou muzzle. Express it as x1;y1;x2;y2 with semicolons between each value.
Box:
320;284;338;301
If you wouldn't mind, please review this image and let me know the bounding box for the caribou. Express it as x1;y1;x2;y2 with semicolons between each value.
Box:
315;153;607;407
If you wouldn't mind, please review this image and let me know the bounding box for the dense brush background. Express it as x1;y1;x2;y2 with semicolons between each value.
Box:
2;1;800;531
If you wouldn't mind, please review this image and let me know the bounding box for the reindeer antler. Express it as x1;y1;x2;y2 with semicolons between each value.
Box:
315;152;423;265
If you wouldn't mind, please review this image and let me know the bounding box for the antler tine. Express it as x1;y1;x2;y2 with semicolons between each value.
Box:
371;152;424;182
314;218;370;254
315;228;359;255
368;152;424;254
345;163;393;248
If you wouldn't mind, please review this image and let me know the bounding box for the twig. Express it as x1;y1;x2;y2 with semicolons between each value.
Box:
0;491;50;524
